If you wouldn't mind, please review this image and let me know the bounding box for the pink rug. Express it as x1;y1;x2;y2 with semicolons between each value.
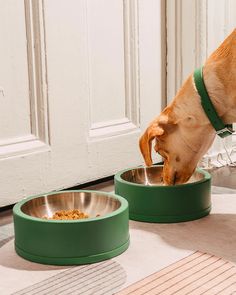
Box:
116;251;236;295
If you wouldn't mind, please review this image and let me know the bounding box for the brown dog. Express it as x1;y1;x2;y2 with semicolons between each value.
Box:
139;29;236;185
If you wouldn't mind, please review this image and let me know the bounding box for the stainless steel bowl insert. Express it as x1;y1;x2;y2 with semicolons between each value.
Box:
120;166;204;186
21;191;121;219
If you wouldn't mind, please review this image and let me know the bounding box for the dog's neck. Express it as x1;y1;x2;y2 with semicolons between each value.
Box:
172;29;236;128
203;29;236;124
203;68;236;124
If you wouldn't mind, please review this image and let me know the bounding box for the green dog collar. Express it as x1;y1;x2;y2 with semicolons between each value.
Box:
193;67;233;138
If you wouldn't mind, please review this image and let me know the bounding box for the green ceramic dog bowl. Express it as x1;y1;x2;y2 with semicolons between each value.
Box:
115;166;211;223
13;190;129;265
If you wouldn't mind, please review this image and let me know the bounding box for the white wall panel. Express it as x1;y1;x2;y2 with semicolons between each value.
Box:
0;0;49;159
227;0;236;32
0;1;31;139
87;0;126;125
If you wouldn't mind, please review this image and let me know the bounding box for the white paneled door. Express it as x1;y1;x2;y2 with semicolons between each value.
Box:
0;0;165;207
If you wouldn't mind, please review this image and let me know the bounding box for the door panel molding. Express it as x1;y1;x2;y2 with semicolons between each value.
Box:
25;0;50;144
0;0;50;159
123;0;140;127
88;0;140;139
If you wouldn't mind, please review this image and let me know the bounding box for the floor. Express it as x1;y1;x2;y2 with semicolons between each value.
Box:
0;166;236;294
116;251;236;295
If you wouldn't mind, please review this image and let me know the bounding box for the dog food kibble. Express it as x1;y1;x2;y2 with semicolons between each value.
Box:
45;209;89;220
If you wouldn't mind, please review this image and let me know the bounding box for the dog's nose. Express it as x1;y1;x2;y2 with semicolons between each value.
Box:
162;164;177;185
174;172;192;185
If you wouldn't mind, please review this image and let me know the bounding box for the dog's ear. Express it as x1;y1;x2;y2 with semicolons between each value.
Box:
139;123;164;166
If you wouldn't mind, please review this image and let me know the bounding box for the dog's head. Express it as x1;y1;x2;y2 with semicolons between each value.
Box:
139;78;215;185
139;30;236;185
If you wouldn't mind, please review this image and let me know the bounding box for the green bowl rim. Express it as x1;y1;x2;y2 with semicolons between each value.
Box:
13;190;128;223
114;165;211;188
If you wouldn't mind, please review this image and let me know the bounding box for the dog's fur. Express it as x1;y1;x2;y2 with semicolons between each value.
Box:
139;29;236;185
